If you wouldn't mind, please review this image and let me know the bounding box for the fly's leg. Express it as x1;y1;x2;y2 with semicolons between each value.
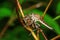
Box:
37;29;40;40
39;28;48;40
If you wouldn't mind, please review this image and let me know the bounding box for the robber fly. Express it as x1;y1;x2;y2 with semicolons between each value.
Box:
23;13;53;30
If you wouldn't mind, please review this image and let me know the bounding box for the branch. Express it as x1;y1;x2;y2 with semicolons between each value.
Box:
0;15;17;38
51;35;60;40
53;15;60;21
42;0;53;19
17;0;25;17
25;2;46;10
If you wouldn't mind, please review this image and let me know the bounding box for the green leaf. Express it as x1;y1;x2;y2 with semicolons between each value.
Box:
2;2;12;8
0;7;12;19
56;2;60;14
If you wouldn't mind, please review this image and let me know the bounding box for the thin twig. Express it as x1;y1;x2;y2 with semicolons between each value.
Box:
0;15;16;38
51;35;60;40
17;0;25;17
25;2;46;10
42;0;53;19
53;15;60;21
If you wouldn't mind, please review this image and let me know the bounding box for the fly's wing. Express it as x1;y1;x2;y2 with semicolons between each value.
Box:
38;20;53;30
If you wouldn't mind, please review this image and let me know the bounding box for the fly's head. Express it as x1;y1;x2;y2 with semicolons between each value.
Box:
23;14;33;25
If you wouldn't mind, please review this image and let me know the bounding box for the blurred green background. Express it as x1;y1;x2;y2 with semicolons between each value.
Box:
0;0;60;40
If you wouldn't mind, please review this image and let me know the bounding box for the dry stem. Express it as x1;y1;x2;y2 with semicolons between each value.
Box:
0;15;16;38
51;35;60;40
17;0;25;17
25;2;46;10
42;0;53;19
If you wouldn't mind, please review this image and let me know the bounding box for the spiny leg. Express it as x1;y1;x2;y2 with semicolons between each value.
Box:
39;28;48;40
37;29;40;40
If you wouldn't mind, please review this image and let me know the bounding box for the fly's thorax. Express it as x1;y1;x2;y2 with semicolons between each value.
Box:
30;13;41;22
